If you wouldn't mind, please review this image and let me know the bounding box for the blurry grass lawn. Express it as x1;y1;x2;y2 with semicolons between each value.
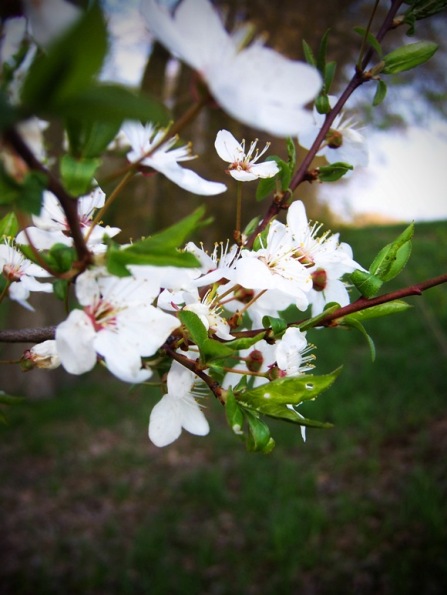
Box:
1;221;447;594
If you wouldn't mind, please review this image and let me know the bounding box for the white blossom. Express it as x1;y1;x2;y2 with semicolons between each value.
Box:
122;121;227;195
22;0;82;47
298;96;369;169
234;220;312;310
16;187;120;252
286;200;363;316
140;0;322;137
215;129;279;181
56;268;180;383
148;358;209;447
0;241;52;311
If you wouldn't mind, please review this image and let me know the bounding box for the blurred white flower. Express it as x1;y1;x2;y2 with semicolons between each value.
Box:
0;241;52;311
215;129;279;182
298;96;369;169
122;121;227;196
148;358;209;447
140;0;322;137
56;268;180;383
16;187;120;252
22;0;81;47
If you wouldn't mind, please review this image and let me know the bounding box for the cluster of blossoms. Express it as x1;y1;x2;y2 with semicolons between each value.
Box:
0;0;380;450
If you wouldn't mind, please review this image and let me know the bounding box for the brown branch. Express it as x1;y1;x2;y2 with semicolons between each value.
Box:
0;326;56;343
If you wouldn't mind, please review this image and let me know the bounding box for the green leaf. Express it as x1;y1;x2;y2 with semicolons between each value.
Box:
323;61;337;93
0;166;47;214
222;333;266;352
225;388;245;436
317;29;331;74
238;368;340;426
0;92;20;131
302;39;317;67
45;243;76;273
350;269;384;298
0;392;24;405
343;317;376;361
353;26;383;57
369;223;414;281
0;212;19;239
21;3;108;109
318;162;353;182
56;84;169;125
373;79;388;106
65;119;121;159
178;310;208;347
53;279;70;301
106;207;208;276
382;41;438;74
106;242;200;277
244;409;275;453
256;175;277;201
340;300;411;323
60;154;100;195
286;137;296;172
262;315;287;336
177;310;234;362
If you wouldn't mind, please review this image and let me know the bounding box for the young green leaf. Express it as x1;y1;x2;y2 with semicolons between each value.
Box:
382;41;438;74
318;162;353;182
225;388;245;436
369;223;414;281
373;79;388;106
302;39;317;66
0;212;19;239
343;317;376;361
60;154;100;195
350;269;383;298
353;26;383;57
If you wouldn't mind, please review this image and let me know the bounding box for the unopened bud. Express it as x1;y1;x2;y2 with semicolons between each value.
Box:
312;268;327;292
246;349;264;373
21;340;61;371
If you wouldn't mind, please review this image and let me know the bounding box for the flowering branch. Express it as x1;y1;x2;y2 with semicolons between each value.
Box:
3;128;93;271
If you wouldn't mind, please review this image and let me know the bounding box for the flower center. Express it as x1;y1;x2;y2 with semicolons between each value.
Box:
3;263;22;282
325;129;343;149
85;299;119;332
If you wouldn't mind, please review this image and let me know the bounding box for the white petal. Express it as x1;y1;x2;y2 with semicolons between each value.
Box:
234;257;276;290
153;161;227;196
56;310;97;374
148;394;183;447
214;129;241;162
229;169;258;182
179;396;210;436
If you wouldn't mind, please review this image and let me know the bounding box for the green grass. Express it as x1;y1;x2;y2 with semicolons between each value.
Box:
1;221;447;594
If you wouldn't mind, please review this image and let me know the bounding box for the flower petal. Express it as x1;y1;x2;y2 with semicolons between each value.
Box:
56;310;97;374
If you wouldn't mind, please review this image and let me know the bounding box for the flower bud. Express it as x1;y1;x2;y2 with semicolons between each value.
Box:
246;349;264;373
21;340;61;371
